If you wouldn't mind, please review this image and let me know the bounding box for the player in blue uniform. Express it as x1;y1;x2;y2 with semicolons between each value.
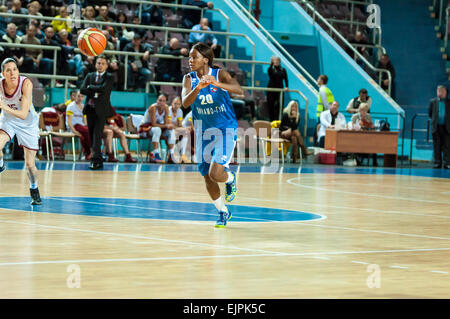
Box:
181;43;242;228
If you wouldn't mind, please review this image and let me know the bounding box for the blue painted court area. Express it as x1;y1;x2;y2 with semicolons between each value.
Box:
0;197;324;223
2;161;450;179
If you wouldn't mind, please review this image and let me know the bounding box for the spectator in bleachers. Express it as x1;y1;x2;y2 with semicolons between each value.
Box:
155;37;188;85
280;100;312;163
20;24;42;73
267;56;289;122
30;19;44;40
51;6;72;34
182;0;213;29
130;16;147;40
8;0;28;36
39;26;59;81
114;11;134;51
188;17;221;58
56;29;82;87
41;0;64;17
0;5;8;38
317;101;346;148
122;34;153;91
429;85;450;169
139;94;176;163
137;0;165;27
346;88;372;114
1;23;24;70
96;5;111;23
376;53;396;99
66;91;92;161
82;5;99;29
349;31;371;62
27;2;43;28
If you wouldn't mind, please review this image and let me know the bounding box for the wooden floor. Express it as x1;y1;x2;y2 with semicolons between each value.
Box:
0;163;449;298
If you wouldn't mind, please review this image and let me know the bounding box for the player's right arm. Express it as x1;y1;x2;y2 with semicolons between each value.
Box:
181;74;208;108
66;113;80;136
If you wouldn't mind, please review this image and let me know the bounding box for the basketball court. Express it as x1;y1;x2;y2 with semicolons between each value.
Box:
0;162;449;298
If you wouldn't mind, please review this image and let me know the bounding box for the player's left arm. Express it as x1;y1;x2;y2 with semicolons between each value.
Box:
205;69;243;95
0;78;33;120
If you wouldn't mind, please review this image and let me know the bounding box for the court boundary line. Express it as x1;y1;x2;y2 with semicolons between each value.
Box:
286;177;450;204
1;247;450;267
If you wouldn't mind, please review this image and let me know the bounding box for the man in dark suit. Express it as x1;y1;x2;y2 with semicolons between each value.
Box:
80;55;114;170
429;85;450;169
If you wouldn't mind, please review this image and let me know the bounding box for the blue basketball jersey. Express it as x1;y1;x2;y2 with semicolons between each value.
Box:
189;67;238;131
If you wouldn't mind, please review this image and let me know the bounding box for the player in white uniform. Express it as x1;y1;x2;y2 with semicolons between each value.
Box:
169;97;191;164
139;94;176;163
0;58;42;205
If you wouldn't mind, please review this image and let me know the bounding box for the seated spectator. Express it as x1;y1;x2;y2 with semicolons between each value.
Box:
95;5;111;23
169;97;191;164
137;1;165;27
0;6;8;38
139;94;176;163
81;5;99;29
65;91;91;161
39;26;59;78
130;16;147;40
317;101;346;148
27;1;43;29
30;19;44;40
104;111;137;163
280;101;312;163
155;37;189;86
376;53;396;99
182;0;213;29
351;103;374;130
1;23;24;70
349;31;372;65
8;0;28;36
188;18;221;58
122;34;153;91
65;90;78;106
20;24;42;74
51;6;72;34
56;29;82;87
114;11;134;51
346;88;372;114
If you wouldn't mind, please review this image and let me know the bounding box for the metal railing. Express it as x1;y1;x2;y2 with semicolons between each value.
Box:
298;0;381;46
0;12;253;64
0;42;61;86
296;0;393;97
0;41;269;91
150;81;309;136
409;113;431;166
109;0;232;59
230;0;319;91
22;73;78;103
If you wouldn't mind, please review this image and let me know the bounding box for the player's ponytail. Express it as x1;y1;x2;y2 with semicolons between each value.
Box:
192;42;221;69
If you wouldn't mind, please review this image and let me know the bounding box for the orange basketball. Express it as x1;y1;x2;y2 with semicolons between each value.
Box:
77;28;107;57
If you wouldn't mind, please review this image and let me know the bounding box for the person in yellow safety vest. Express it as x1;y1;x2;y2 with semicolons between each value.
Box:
316;74;335;119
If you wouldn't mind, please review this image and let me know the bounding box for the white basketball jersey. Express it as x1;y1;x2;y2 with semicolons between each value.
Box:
0;75;38;127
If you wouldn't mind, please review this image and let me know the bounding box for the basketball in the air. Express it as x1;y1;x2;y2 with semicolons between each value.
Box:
77;28;107;57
